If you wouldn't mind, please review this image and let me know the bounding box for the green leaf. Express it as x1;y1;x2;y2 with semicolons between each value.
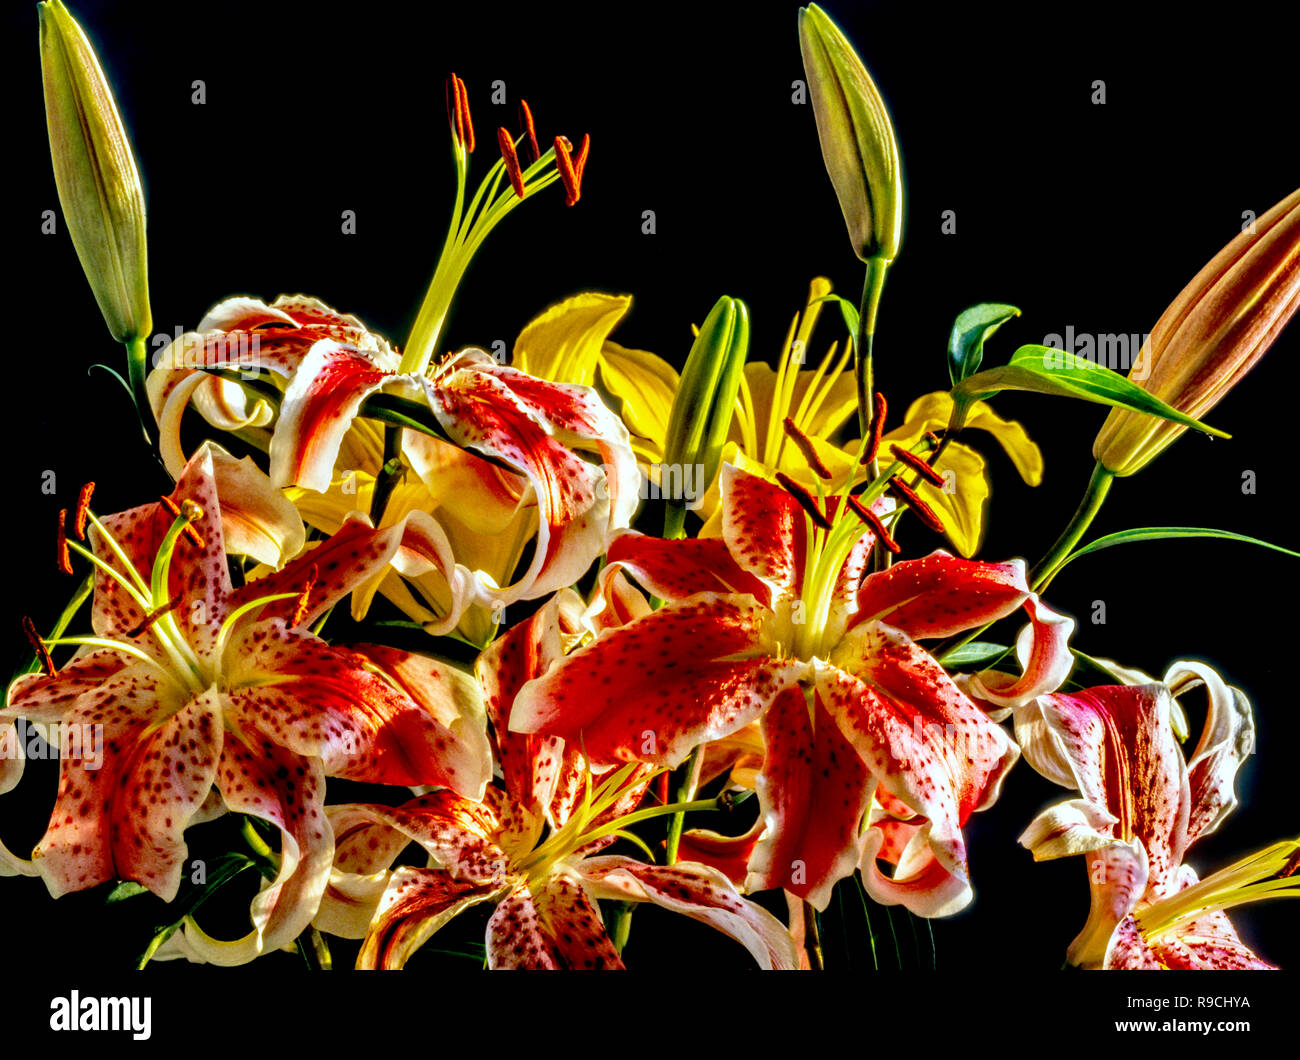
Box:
812;293;862;353
1061;527;1300;571
106;880;149;904
947;303;1020;385
87;362;135;401
937;641;1011;667
950;345;1230;439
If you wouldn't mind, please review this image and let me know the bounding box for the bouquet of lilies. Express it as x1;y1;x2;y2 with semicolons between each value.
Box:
5;1;1298;973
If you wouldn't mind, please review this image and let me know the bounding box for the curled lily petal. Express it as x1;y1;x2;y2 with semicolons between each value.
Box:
578;856;800;970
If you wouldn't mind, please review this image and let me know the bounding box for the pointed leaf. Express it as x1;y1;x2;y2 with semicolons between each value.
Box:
947;303;1020;385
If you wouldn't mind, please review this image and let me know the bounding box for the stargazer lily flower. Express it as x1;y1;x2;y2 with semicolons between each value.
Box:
145;295;639;640
2;445;491;964
509;463;1074;916
1014;660;1289;968
314;591;799;969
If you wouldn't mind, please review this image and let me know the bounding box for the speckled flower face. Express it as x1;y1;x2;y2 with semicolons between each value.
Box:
3;444;491;965
317;591;800;971
508;464;1076;916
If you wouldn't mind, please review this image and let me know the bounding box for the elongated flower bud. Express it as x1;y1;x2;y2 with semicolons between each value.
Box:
1093;187;1300;476
798;3;902;263
662;296;750;504
40;1;151;343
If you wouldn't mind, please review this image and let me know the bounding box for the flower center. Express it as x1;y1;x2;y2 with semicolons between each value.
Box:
510;764;718;887
1134;837;1300;946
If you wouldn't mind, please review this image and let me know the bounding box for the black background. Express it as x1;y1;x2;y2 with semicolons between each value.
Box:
4;0;1299;1033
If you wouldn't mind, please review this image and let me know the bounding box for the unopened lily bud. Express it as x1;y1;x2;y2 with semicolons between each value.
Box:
663;296;750;499
1094;187;1300;476
798;3;902;263
40;1;151;343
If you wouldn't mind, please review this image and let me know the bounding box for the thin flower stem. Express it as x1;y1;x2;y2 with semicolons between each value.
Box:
935;460;1115;659
854;257;888;440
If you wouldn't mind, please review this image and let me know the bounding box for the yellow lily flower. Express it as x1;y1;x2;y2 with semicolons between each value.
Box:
510;281;1042;556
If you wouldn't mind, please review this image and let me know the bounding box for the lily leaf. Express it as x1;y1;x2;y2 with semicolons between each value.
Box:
812;293;862;354
938;641;1011;667
947;303;1020;385
1060;527;1300;570
950;345;1230;439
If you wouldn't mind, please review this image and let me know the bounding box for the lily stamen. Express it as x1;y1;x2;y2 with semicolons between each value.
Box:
889;476;944;533
518;99;540;162
125;594;184;639
776;472;832;531
497;128;526;198
290;564;319;628
847;496;900;553
445;73;475;153
56;509;72;575
73;482;94;540
860;391;887;465
554;134;589;206
158;495;206;549
22;616;55;676
889;443;945;487
783;417;833;480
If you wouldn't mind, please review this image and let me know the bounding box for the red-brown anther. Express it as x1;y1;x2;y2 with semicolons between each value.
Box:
291;564;319;629
518;99;540;163
889;444;946;487
446;75;463;143
846;496;900;553
861;391;888;465
22;616;55;677
1280;847;1300;880
888;476;944;533
497;128;526;198
56;509;72;575
554;135;583;206
446;74;475;153
572;133;590;183
125;595;184;639
158;495;205;549
775;472;832;531
783;417;832;480
73;481;94;540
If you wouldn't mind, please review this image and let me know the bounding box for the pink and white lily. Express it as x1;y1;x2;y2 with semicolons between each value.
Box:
145;295;640;631
509;464;1074;916
2;445;491;964
316;590;799;970
1015;660;1283;969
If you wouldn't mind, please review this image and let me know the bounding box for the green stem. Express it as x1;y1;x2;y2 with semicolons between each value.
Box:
804;900;825;971
854;256;889;439
935;461;1115;659
1028;461;1115;590
125;334;153;445
369;426;404;525
663;749;702;865
663;502;687;542
610;903;635;953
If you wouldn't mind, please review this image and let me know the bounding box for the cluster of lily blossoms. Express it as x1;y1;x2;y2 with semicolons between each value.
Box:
6;1;1298;972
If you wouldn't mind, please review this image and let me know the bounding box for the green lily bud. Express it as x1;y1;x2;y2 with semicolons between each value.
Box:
40;1;151;343
798;3;903;263
662;297;750;533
